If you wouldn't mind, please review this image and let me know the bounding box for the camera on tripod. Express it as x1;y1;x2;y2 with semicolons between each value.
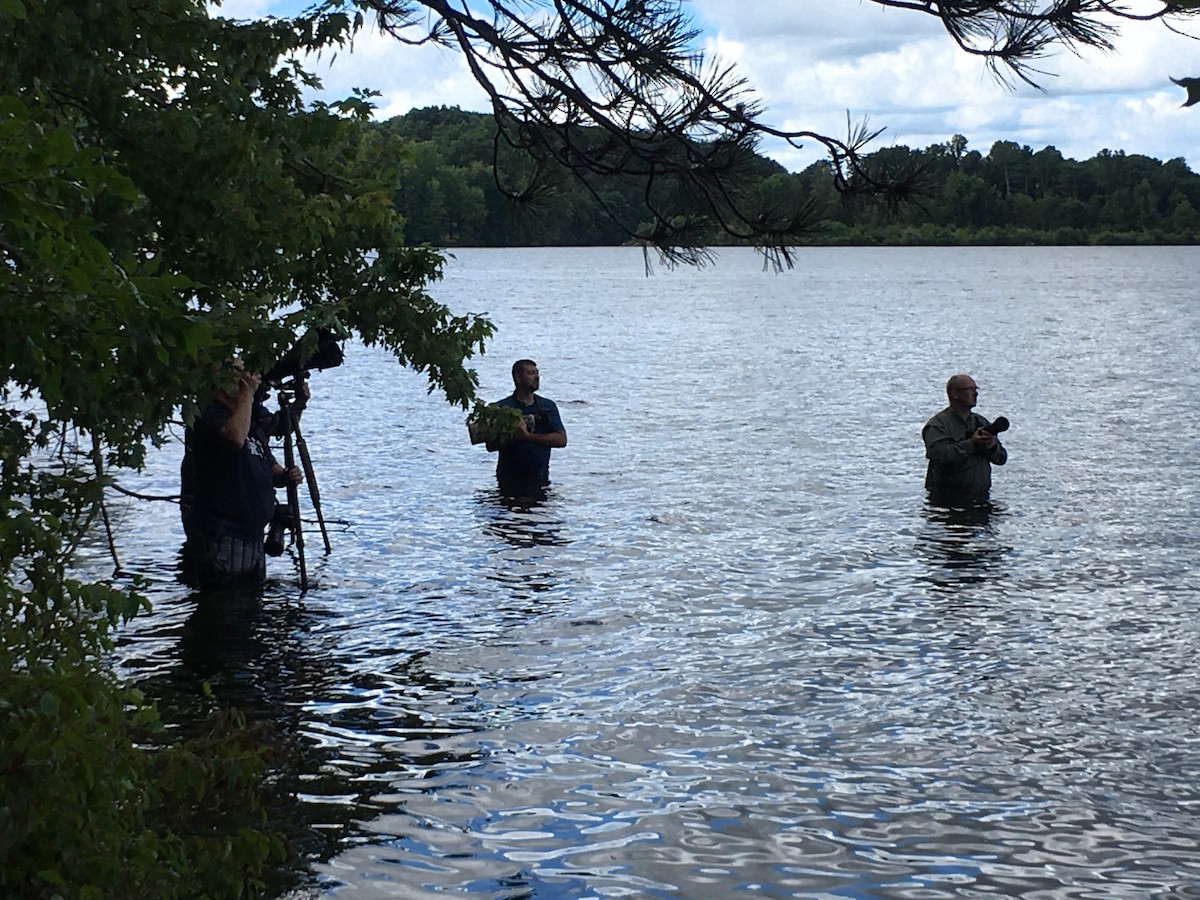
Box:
264;502;295;557
261;326;345;390
257;326;344;589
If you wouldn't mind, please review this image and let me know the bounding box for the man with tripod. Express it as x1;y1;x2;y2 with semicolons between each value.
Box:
180;360;304;590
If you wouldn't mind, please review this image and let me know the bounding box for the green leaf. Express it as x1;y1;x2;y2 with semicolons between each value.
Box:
466;401;523;445
39;691;61;716
43;129;76;166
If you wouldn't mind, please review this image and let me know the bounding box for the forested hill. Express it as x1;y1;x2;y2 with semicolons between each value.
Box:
381;106;1200;247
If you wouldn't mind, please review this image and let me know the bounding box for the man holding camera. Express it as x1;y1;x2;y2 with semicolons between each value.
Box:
180;361;304;589
494;359;567;493
922;373;1007;504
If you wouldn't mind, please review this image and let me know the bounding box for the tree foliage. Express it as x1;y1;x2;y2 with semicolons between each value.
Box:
373;107;1200;246
2;0;491;894
819;139;1200;244
832;137;1200;244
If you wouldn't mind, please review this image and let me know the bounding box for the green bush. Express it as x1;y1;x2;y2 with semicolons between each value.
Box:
1;664;284;900
1;442;283;898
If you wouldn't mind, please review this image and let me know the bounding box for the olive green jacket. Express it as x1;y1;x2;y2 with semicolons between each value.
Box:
922;407;1007;501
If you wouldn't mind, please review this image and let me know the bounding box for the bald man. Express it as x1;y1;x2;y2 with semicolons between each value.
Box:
922;373;1007;504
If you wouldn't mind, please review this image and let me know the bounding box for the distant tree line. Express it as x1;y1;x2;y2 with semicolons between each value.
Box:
383;107;1200;247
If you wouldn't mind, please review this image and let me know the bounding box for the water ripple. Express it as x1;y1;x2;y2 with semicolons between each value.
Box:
106;247;1200;897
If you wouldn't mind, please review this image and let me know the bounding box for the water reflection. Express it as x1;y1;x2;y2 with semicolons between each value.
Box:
918;500;1011;590
473;488;571;611
122;587;350;887
474;487;569;548
163;585;509;895
178;586;272;679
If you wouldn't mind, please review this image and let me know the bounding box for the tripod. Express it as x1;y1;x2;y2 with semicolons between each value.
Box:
274;378;331;591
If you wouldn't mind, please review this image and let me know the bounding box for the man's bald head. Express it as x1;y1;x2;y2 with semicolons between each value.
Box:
946;374;979;412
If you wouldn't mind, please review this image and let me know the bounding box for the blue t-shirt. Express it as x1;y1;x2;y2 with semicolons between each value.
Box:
494;394;565;486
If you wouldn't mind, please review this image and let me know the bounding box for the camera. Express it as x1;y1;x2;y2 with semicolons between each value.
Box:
983;416;1010;435
263;327;344;387
264;502;295;557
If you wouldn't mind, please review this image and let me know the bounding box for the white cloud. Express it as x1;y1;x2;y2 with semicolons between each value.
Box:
209;0;276;19
223;0;1200;171
297;26;485;117
692;0;936;48
697;0;1200;168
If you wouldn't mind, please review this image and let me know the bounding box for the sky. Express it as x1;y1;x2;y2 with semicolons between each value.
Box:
215;0;1200;172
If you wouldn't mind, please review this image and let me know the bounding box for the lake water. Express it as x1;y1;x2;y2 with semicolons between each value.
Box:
102;246;1200;897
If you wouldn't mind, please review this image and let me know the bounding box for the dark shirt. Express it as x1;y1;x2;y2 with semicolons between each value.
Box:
922;406;1007;502
181;400;278;541
494;394;565;488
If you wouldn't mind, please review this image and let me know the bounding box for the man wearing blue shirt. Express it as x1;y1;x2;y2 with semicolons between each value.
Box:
494;359;567;492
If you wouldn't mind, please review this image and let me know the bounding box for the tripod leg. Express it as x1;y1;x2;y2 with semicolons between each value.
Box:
279;401;308;591
293;422;331;554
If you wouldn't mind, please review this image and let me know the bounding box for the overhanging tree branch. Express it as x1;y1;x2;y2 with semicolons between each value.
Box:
330;0;884;268
298;0;1196;268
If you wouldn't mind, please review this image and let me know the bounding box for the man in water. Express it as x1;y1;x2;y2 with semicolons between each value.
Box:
180;360;304;589
922;373;1007;505
493;359;567;492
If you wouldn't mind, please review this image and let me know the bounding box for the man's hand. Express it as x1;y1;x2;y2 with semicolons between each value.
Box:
292;379;312;411
217;363;261;446
511;415;566;449
513;414;538;440
971;427;997;451
273;464;303;487
236;368;262;397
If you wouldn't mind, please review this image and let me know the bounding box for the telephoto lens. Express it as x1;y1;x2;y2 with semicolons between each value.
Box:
983;416;1010;435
